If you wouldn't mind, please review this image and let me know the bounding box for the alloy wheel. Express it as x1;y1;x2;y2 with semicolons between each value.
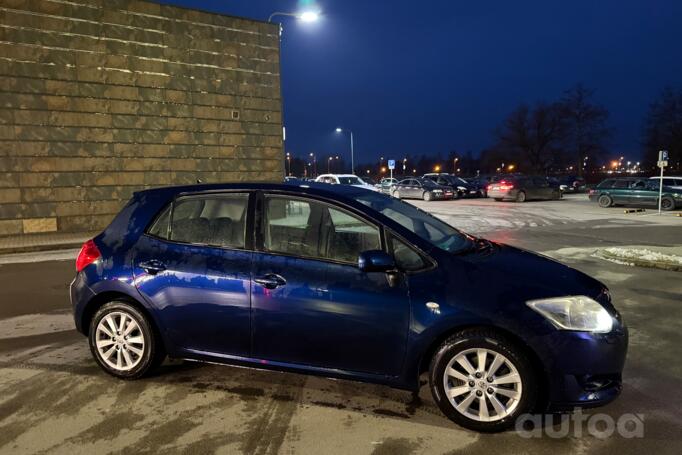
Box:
95;311;146;371
443;348;523;422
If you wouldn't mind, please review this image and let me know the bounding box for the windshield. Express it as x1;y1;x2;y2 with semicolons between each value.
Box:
338;176;363;185
356;192;472;253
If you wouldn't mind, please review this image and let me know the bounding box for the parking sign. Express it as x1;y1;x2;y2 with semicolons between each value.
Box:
388;159;395;170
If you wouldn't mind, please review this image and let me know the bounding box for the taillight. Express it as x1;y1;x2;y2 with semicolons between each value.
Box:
499;184;514;191
76;239;101;272
486;184;492;191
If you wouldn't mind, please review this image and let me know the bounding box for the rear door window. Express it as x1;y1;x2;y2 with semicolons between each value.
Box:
613;180;631;189
168;194;249;248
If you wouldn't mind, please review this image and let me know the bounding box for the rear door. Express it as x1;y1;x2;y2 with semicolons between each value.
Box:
133;192;253;357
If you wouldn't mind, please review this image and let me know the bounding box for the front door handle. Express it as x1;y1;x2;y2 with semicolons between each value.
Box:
254;274;287;289
139;260;166;275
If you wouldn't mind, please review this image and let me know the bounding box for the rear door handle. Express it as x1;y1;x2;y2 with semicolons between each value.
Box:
254;274;287;289
139;260;166;275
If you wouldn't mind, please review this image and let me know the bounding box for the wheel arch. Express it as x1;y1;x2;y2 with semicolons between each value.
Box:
416;323;550;410
81;292;165;352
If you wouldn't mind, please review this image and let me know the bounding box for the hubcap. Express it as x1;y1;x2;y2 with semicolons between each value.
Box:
95;311;145;371
443;348;523;422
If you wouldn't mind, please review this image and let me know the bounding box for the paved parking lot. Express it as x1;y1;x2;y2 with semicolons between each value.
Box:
1;195;681;454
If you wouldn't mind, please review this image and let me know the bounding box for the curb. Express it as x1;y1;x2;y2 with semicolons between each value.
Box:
597;250;682;272
0;241;85;256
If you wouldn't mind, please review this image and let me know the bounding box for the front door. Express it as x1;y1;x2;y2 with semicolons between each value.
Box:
133;192;253;357
251;193;411;376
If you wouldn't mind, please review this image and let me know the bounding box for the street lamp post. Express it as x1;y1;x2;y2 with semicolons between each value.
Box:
285;152;291;176
309;152;317;177
335;128;354;175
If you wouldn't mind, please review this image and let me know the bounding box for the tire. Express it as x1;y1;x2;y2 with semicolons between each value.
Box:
423;191;433;201
598;194;613;208
661;196;675;211
89;301;165;380
515;191;526;203
494;198;503;202
429;328;537;433
393;190;401;199
551;190;561;200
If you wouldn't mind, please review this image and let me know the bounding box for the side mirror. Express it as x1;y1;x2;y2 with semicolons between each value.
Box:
358;250;396;273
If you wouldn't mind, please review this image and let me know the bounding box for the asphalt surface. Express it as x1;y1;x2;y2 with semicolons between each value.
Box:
1;195;681;454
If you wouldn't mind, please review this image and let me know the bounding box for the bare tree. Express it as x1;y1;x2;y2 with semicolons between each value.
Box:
643;86;682;170
496;102;566;173
559;84;611;175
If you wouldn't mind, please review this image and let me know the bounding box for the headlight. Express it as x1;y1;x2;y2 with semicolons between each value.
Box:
526;296;613;333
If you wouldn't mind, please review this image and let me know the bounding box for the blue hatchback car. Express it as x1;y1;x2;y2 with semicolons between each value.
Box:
70;183;627;432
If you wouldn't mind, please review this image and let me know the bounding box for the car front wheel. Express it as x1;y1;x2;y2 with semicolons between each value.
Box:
429;328;537;432
89;301;164;379
423;191;433;201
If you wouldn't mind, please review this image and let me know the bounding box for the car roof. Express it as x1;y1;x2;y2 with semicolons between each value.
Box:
316;174;358;178
133;182;372;202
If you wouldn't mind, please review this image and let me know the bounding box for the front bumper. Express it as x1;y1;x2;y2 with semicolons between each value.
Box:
530;323;628;410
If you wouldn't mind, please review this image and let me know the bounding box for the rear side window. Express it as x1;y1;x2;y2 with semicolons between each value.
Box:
597;180;614;188
263;196;380;264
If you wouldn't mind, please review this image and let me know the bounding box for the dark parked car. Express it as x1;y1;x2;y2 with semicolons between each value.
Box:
71;183;627;432
557;175;587;193
391;177;454;201
589;178;681;210
487;176;562;202
423;174;482;198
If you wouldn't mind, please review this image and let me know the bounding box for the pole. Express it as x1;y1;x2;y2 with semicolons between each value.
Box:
658;164;664;215
350;131;355;175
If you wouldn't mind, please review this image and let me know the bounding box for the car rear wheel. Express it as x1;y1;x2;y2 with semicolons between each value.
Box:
494;198;503;202
423;191;433;201
661;196;675;211
598;194;613;208
515;191;526;203
429;328;537;432
89;301;164;379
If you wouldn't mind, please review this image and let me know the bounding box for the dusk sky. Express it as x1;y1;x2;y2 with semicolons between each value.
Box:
159;0;682;164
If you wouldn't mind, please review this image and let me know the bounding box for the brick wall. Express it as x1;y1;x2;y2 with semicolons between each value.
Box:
0;0;283;236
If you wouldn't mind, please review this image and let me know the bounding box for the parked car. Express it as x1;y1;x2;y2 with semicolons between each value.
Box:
392;177;454;201
71;182;627;432
557;175;587;193
378;177;399;194
589;178;681;210
648;175;682;191
284;176;302;183
423;174;481;198
314;174;380;192
487;176;562;202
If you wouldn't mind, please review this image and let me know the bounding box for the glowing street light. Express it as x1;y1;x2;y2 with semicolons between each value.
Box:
334;127;355;174
268;11;320;23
